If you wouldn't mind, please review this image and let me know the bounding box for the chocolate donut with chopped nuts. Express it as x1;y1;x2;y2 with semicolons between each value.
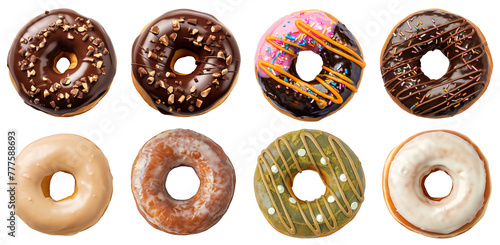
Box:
131;9;240;116
7;9;116;117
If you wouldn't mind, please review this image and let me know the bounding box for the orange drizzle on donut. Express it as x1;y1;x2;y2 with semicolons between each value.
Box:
257;132;364;235
258;19;365;109
295;20;366;68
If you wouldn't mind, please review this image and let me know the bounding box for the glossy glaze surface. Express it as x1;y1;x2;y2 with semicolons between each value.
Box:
131;9;240;116
132;129;236;234
255;10;364;120
254;129;365;238
381;9;492;118
8;9;116;116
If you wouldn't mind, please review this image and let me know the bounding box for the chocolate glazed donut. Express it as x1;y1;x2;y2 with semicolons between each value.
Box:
381;9;492;118
255;10;365;121
131;9;240;116
7;9;116;117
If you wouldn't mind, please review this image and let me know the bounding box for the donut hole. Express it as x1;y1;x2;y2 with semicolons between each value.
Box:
54;52;78;74
165;166;200;200
420;50;450;80
295;51;323;82
47;172;76;201
423;170;453;200
292;170;326;201
170;49;199;76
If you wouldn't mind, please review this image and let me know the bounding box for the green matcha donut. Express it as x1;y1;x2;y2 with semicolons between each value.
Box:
254;129;365;238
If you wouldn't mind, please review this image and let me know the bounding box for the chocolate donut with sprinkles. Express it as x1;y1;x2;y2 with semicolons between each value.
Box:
131;9;240;116
255;10;365;121
7;9;116;117
380;9;492;118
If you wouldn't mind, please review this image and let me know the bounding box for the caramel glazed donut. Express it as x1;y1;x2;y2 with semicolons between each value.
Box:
7;9;116;117
254;129;365;238
380;9;492;118
15;134;113;235
131;129;236;235
383;130;491;238
131;9;240;116
255;10;365;121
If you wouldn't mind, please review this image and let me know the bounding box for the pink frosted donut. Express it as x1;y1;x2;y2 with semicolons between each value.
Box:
254;10;365;121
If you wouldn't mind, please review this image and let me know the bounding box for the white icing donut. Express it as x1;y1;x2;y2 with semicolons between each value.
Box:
383;130;491;238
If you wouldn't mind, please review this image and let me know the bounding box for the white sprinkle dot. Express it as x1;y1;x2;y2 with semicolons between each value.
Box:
351;202;358;210
289;197;297;204
316;214;324;223
277;185;285;193
327;195;335;203
268;207;276;215
320;157;328;165
297;149;306;156
271;165;279;173
339;174;347;182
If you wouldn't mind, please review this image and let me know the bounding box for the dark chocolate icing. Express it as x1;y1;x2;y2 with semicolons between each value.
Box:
7;9;116;116
381;9;492;118
257;22;364;120
131;9;240;116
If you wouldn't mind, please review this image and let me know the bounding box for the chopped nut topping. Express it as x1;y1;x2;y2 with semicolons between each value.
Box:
43;89;50;97
150;25;159;35
148;51;158;60
207;35;216;45
82;82;89;93
57;93;64;100
191;29;199;35
168;94;175;104
167;86;174;94
226;55;233;66
221;68;228;76
169;33;177;41
147;76;155;84
77;26;87;32
138;67;147;77
159;80;167;89
211;25;222;33
149;70;156;76
190;85;197;93
166;72;176;78
212;72;221;78
204;45;211;52
64;92;70;99
70;88;79;97
27;70;36;78
155;99;161;104
178;95;185;103
196;99;203;108
94;53;103;58
159;34;169;46
96;60;103;69
62;77;71;85
201;87;211;97
172;19;180;31
187;18;198;25
217;51;225;59
212;79;220;85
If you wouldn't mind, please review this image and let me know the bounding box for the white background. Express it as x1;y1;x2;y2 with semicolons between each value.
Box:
1;0;499;244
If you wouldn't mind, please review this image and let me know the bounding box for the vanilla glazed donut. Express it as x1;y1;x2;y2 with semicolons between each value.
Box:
131;9;240;116
383;130;491;238
7;9;117;117
380;9;493;118
131;129;236;234
255;10;366;121
15;134;113;235
254;129;365;238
